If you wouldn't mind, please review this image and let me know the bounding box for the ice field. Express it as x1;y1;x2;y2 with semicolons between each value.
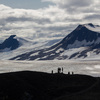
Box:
0;60;100;77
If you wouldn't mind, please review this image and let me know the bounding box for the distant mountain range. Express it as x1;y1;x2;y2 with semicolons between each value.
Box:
9;23;100;60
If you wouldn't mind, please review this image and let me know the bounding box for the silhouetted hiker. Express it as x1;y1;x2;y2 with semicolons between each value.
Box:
68;72;70;75
72;72;74;75
62;67;63;73
58;68;61;73
51;70;53;74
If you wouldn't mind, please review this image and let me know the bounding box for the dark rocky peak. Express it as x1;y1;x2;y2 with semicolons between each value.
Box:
85;23;100;28
69;24;100;41
76;23;96;31
0;35;20;51
4;35;17;42
9;35;16;39
75;24;86;31
60;24;100;49
86;23;95;28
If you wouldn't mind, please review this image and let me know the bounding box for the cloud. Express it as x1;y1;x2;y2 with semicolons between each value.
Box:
0;4;76;41
42;0;94;6
41;0;100;25
42;0;100;14
42;0;94;8
4;16;51;24
84;14;100;20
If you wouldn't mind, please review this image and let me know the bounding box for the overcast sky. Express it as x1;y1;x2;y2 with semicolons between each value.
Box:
0;0;100;41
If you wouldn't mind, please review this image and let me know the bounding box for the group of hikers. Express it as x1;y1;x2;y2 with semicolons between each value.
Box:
51;67;74;75
57;67;63;73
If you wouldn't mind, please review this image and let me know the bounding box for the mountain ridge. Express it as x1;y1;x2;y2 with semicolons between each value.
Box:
9;23;100;60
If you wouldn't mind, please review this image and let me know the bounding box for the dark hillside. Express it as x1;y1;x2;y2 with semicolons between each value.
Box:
0;71;98;100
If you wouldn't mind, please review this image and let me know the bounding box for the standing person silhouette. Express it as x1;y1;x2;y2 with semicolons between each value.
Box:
62;67;63;73
51;70;53;74
58;68;61;73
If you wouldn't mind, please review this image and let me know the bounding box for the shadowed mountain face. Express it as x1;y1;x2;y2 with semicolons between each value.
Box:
10;23;100;60
60;24;100;49
0;71;97;100
0;35;20;51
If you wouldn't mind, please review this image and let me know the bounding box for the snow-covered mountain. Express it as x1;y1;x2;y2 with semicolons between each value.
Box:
10;23;100;60
0;34;63;60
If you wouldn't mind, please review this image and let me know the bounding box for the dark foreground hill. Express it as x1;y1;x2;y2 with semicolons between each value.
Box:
0;71;100;100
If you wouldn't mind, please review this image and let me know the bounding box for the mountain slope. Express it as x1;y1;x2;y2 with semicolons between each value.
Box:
60;24;100;49
10;23;100;60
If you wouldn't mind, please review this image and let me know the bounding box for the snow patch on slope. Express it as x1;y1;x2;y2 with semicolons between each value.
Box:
0;48;11;52
56;48;64;53
61;47;86;57
85;24;100;33
30;52;39;57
